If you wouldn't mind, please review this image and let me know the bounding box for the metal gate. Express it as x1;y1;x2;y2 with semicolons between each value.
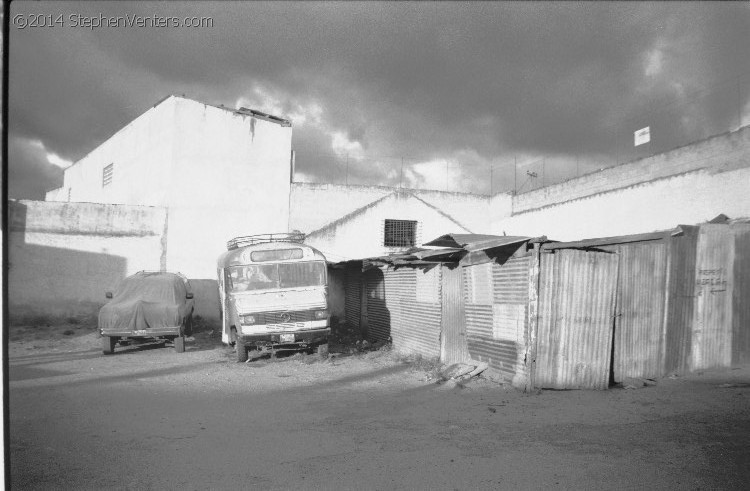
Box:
535;249;619;390
612;242;669;381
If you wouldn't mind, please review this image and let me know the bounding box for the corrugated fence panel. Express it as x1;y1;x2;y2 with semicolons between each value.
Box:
691;224;734;370
493;256;530;304
612;242;668;381
536;249;618;390
732;223;750;365
386;268;441;358
665;226;698;374
344;265;361;328
365;268;390;342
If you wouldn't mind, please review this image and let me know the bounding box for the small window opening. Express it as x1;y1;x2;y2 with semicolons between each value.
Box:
384;219;417;247
102;163;114;187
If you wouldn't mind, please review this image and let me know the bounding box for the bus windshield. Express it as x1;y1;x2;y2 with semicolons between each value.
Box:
228;261;326;292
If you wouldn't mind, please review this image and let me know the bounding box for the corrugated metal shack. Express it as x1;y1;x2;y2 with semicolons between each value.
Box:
338;217;749;391
533;216;750;390
339;235;545;388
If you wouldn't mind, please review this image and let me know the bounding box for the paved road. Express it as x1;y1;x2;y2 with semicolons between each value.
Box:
9;337;750;490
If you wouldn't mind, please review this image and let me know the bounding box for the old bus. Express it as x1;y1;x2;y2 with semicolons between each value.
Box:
216;233;330;362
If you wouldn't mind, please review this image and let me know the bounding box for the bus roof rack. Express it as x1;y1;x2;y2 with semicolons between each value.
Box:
227;232;306;250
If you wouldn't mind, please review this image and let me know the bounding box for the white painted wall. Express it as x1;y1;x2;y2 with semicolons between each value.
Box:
290;182;491;235
8;200;167;321
303;191;474;261
494;167;750;241
164;97;292;279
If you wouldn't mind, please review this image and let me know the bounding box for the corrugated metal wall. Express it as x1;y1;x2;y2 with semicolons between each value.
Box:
463;256;531;382
610;242;668;381
691;224;734;370
441;265;469;364
344;264;361;328
732;223;750;365
665;227;698;375
536;249;618;390
362;266;442;358
364;268;389;342
384;267;442;358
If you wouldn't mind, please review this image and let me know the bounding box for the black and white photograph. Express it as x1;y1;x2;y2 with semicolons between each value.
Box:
4;1;750;489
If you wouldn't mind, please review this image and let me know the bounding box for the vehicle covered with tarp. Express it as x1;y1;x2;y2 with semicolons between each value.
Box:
98;271;195;354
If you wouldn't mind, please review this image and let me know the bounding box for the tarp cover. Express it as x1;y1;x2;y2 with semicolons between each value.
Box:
99;273;191;332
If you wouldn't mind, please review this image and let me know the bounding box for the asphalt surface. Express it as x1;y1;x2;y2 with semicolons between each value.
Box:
8;328;750;490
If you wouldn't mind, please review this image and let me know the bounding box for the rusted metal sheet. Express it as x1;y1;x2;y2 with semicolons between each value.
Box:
610;242;668;381
441;265;468;364
691;224;734;370
732;223;750;365
364;268;389;342
665;226;698;374
535;249;618;390
384;268;441;358
344;264;361;328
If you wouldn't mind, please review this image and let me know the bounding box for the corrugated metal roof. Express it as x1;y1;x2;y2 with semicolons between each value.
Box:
541;228;682;251
423;233;536;252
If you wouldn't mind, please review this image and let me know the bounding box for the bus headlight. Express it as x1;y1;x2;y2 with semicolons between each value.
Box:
314;310;329;319
241;314;257;325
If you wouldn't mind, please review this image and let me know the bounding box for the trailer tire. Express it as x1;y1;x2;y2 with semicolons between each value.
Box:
236;339;248;362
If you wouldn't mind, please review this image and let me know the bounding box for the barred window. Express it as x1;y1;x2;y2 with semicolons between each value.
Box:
384;219;417;247
102;163;114;187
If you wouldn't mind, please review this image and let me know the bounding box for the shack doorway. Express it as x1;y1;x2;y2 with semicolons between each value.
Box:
440;264;469;364
535;249;619;390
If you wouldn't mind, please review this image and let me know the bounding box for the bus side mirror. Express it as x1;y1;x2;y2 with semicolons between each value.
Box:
105;292;113;299
186;292;194;299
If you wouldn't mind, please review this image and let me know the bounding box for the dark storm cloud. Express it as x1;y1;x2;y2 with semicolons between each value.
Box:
8;1;750;198
8;136;64;200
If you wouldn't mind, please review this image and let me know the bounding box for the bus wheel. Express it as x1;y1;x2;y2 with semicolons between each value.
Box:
236;340;248;362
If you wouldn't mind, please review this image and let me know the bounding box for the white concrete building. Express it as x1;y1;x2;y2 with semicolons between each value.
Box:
46;95;294;280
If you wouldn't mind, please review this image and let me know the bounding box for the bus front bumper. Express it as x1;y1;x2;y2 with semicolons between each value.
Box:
237;328;330;350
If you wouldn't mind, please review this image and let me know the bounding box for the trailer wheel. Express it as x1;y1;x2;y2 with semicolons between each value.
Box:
102;336;117;355
174;336;186;353
236;339;248;362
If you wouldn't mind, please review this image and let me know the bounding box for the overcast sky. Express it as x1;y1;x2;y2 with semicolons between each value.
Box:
8;1;750;199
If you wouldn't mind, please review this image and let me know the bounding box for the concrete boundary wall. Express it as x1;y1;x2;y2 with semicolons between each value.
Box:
8;200;167;323
510;125;750;215
494;166;750;241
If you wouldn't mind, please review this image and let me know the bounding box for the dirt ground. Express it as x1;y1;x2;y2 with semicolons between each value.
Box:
8;320;750;490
